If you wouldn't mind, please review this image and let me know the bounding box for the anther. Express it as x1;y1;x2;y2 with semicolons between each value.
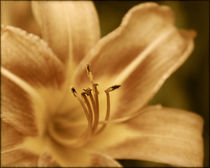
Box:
105;85;121;93
86;65;100;133
86;64;91;73
86;64;93;83
81;92;93;126
70;87;92;142
83;88;92;95
71;87;77;97
81;92;86;97
71;87;90;124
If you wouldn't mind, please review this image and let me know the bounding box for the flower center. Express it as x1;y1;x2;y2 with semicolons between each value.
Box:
48;65;120;148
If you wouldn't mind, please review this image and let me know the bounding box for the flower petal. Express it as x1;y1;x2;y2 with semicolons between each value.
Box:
2;149;39;167
2;121;24;152
1;122;39;167
32;1;100;65
2;73;39;135
73;2;196;119
2;25;65;88
1;25;65;135
115;30;195;119
1;1;40;35
49;143;122;167
97;106;204;167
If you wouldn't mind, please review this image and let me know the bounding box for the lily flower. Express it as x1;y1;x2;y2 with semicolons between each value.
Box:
1;1;204;167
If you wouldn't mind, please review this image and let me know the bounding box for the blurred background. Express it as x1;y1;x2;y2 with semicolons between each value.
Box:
94;1;209;167
1;0;209;167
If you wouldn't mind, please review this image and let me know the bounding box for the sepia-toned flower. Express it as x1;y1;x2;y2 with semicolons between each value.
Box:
1;1;204;167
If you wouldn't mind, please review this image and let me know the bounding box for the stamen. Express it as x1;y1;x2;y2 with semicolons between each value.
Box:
86;64;93;83
81;91;93;126
96;85;121;135
66;65;121;146
84;88;97;128
92;83;100;133
71;87;91;128
71;88;92;138
86;65;100;133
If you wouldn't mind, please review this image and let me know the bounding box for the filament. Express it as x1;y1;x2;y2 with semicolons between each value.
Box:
57;65;121;148
86;89;96;126
86;65;100;133
92;83;99;133
96;85;120;135
71;88;92;136
81;91;93;126
96;91;110;134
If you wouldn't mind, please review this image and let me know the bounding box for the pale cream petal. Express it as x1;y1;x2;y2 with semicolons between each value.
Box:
114;30;195;119
96;106;204;167
73;2;175;83
48;142;121;167
1;1;40;35
1;25;65;135
1;123;39;167
73;2;195;119
2;25;65;88
2;74;38;135
32;1;100;65
1;149;39;167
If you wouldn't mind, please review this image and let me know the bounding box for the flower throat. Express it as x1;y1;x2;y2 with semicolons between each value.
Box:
49;65;120;148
